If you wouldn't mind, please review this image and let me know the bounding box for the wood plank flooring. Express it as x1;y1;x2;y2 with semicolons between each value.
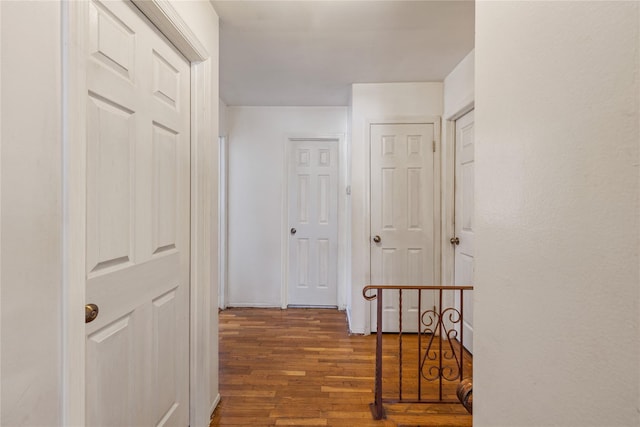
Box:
211;308;472;427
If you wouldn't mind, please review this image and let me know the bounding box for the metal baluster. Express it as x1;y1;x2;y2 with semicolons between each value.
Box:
362;285;474;419
460;288;464;382
438;288;443;401
398;289;403;401
418;289;422;400
370;288;385;420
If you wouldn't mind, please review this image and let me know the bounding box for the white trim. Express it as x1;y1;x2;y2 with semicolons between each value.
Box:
0;2;3;422
338;132;349;310
442;106;475;326
228;303;283;308
441;103;474;293
62;1;89;423
62;2;214;426
433;118;442;294
363;116;442;332
209;393;221;418
132;0;207;62
189;57;215;427
441;120;456;289
218;136;228;309
345;306;365;335
282;134;347;309
281;137;290;309
446;101;474;122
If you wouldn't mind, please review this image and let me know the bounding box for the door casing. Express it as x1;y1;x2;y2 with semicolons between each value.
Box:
219;136;228;309
62;1;216;425
365;118;442;331
441;103;474;315
453;109;475;352
287;138;339;307
282;135;347;309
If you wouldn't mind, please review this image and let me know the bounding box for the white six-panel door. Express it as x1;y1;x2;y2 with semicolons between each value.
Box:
454;110;475;353
288;139;339;306
370;123;436;332
84;1;190;425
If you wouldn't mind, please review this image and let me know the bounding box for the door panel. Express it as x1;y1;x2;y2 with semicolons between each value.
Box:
454;110;475;353
85;1;190;425
288;140;339;306
86;93;135;273
87;313;142;427
370;123;436;332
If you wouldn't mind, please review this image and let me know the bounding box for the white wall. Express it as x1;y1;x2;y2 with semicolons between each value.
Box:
444;50;474;120
475;2;639;426
1;2;62;425
349;82;443;333
227;107;348;306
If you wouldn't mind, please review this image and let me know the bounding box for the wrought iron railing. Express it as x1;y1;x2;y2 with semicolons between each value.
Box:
362;285;474;420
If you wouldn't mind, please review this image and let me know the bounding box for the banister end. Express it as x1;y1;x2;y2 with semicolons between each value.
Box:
362;285;378;301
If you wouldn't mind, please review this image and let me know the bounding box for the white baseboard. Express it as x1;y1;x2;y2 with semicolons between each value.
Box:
225;303;282;308
346;306;353;332
209;393;221;419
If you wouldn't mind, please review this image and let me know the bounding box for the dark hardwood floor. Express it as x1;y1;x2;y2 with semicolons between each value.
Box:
211;308;472;427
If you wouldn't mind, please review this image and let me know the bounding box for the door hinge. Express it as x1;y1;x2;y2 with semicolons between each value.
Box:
432;141;436;152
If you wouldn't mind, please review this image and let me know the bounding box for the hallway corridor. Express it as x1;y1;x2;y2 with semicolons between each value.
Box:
211;308;472;427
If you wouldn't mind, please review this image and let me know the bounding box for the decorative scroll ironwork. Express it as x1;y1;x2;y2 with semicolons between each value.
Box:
420;306;463;382
362;285;473;421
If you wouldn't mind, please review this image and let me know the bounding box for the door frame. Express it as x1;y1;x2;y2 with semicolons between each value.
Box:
281;134;347;309
363;116;442;331
62;1;216;426
218;136;228;309
441;103;474;323
451;108;475;352
0;4;3;425
442;103;474;295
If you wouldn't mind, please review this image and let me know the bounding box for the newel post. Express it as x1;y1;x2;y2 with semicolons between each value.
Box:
369;287;385;420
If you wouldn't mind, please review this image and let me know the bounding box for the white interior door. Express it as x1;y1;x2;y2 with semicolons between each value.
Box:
84;1;190;425
454;110;475;353
288;139;339;306
370;123;436;332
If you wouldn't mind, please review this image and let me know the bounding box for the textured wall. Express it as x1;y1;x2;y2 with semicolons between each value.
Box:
1;2;62;425
475;2;639;425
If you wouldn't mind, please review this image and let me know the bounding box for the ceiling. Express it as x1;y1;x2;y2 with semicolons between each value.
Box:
211;1;475;106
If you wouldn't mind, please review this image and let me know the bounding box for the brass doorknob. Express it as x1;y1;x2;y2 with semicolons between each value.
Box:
85;304;99;323
373;235;381;243
450;237;460;245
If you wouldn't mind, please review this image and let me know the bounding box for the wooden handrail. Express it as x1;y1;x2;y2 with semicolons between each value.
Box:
363;284;473;300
